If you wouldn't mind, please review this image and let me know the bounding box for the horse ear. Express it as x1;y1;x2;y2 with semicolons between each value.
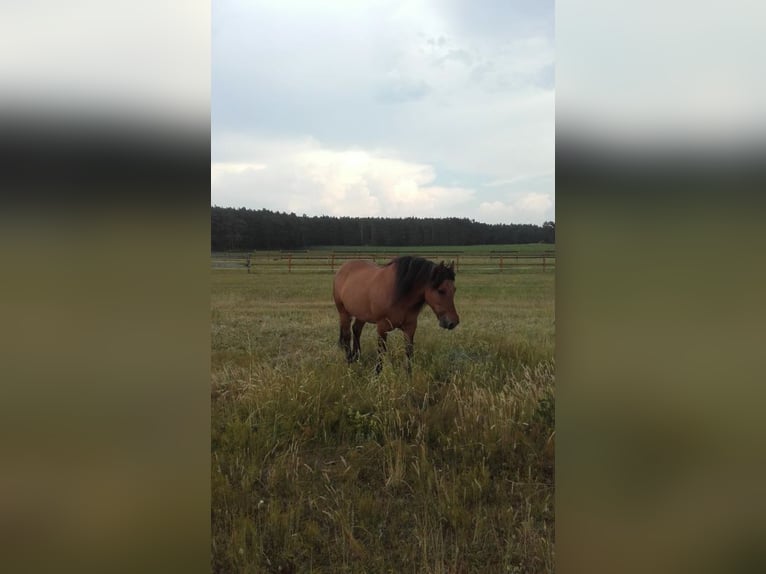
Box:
439;260;446;268
448;260;455;270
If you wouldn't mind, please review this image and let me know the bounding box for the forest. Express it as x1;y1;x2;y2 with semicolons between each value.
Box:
211;207;555;250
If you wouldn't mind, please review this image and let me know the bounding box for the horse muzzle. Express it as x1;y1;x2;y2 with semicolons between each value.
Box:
439;316;459;330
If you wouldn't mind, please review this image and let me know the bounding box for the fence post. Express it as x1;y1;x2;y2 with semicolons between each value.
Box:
288;254;292;273
247;254;251;274
456;255;460;273
500;256;504;272
331;252;335;272
543;256;546;272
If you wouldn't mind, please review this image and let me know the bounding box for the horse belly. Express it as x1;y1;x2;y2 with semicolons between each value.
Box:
340;286;380;322
336;262;389;323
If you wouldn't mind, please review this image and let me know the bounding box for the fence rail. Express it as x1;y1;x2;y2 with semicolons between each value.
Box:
212;250;555;274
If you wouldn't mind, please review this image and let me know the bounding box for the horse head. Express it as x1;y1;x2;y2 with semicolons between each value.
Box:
424;260;460;330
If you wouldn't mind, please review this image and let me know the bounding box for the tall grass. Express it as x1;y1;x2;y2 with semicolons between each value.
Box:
212;267;554;572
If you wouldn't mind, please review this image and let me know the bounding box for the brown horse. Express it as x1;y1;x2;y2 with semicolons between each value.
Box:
333;256;460;373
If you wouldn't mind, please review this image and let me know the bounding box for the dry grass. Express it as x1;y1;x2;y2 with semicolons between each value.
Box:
212;267;554;573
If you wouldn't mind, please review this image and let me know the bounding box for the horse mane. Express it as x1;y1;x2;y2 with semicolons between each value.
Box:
388;256;455;305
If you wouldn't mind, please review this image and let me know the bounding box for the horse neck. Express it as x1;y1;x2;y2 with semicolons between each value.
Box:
390;258;431;312
398;281;427;312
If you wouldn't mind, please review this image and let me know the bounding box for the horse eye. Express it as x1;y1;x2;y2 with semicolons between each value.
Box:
437;288;446;295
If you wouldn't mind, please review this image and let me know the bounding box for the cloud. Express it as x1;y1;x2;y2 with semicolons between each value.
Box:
212;1;554;221
375;70;431;104
211;162;266;177
484;172;553;188
477;192;554;224
212;137;475;219
518;191;554;212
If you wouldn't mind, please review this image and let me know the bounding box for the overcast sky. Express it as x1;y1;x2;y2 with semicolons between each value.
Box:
212;0;554;224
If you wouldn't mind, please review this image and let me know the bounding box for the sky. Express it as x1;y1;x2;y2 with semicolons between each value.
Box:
212;0;554;225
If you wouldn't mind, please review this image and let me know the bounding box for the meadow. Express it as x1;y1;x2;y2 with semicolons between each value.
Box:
211;252;555;573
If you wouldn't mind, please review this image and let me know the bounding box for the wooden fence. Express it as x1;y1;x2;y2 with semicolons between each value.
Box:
212;250;555;274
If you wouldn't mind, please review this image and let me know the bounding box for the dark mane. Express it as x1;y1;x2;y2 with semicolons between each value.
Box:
388;256;455;304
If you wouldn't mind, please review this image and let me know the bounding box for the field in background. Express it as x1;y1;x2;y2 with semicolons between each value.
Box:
211;248;555;572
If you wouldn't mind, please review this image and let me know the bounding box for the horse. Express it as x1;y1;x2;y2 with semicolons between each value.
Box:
332;256;460;373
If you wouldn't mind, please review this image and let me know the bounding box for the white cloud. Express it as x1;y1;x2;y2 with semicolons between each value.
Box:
211;162;266;178
211;137;475;218
518;191;554;213
477;192;554;224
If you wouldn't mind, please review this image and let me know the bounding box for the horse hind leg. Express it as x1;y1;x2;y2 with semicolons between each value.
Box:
351;319;365;361
337;310;353;362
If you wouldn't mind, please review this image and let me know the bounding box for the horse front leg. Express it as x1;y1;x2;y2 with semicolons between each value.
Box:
402;321;417;375
375;322;390;374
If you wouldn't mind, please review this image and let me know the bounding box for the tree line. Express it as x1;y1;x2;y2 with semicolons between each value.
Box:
211;206;555;251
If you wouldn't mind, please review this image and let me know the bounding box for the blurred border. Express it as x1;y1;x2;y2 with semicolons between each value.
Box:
557;1;766;572
0;2;211;573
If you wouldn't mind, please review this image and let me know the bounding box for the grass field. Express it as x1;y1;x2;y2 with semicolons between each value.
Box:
211;255;555;572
